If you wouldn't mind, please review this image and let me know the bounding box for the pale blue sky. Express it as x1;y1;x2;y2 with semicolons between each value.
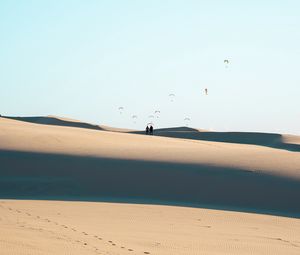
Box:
1;0;299;134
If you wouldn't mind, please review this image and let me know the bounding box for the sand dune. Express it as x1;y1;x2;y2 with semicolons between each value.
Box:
1;116;300;216
1;200;300;255
1;116;300;254
3;115;103;131
4;115;299;151
132;127;300;152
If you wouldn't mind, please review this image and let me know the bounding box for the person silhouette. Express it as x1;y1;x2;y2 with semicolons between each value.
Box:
149;125;153;135
146;125;149;135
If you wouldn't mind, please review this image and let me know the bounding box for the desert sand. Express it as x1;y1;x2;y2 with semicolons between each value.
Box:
1;200;300;255
1;116;300;254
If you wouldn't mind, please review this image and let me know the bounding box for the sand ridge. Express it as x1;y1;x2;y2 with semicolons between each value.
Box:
1;116;300;178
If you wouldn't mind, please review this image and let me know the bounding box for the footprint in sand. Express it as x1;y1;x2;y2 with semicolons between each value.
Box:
144;252;150;254
128;248;133;251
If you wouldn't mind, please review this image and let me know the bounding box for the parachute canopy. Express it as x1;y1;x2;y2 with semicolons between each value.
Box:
184;117;191;126
132;115;138;124
154;110;160;118
169;93;175;102
118;106;124;114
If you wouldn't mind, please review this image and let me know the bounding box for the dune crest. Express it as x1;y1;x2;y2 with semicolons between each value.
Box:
132;127;300;152
2;115;103;131
3;115;300;152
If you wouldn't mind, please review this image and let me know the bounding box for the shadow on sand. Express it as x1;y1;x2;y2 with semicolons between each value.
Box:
2;116;103;131
1;149;300;218
132;127;300;152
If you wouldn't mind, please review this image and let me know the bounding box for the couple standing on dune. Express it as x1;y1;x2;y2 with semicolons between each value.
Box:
146;125;154;135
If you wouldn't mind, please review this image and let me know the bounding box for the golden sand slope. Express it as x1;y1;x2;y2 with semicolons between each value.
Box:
1;116;300;215
1;200;300;255
1;116;299;177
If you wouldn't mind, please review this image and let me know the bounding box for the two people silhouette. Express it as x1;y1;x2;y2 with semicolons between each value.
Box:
146;125;153;135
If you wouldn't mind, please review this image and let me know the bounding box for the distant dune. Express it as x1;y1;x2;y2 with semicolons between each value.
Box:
132;127;300;152
1;116;300;217
3;115;103;131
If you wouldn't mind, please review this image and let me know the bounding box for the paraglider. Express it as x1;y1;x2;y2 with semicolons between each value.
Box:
184;117;191;126
224;59;229;68
154;110;160;118
132;115;138;124
169;93;175;102
118;106;124;114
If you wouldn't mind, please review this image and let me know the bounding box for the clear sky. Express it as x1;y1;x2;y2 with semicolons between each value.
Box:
1;0;299;134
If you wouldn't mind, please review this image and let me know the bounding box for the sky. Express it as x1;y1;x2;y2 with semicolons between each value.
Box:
0;0;299;134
